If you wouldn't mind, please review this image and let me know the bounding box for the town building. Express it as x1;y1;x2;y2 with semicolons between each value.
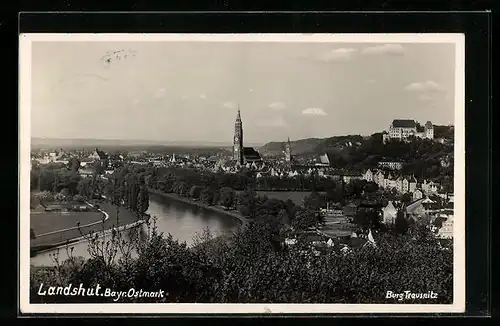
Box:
382;201;398;225
413;189;424;201
382;119;434;143
318;153;333;166
378;161;404;170
409;175;418;193
374;170;385;188
363;169;374;182
384;119;417;142
437;214;454;239
88;148;108;161
422;180;440;195
232;108;263;165
233;108;244;165
284;137;292;163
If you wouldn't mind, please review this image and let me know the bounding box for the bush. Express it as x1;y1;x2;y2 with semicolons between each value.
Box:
30;214;452;304
73;195;85;203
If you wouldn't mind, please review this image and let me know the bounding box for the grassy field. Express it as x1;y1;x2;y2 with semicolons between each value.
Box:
30;201;141;250
31;211;104;235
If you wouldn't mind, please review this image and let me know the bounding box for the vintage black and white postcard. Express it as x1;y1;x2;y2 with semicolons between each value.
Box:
19;33;465;314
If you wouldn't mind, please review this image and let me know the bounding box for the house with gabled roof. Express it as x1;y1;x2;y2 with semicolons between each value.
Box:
89;148;107;161
383;119;434;142
382;201;398;225
409;175;418;193
363;168;374;182
413;189;424;201
375;170;385;188
388;119;417;140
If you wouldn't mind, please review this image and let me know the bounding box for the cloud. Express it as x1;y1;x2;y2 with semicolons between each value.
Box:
367;79;377;83
268;101;287;111
257;116;288;127
405;80;445;92
154;88;166;98
223;102;238;109
199;93;207;100
249;88;253;92
181;95;189;101
418;94;434;102
361;44;405;56
319;48;357;62
302;108;327;116
133;99;140;106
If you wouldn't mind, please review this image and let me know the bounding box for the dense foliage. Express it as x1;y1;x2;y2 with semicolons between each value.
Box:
30;217;453;304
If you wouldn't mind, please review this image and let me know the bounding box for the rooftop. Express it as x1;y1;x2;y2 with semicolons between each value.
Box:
392;119;417;128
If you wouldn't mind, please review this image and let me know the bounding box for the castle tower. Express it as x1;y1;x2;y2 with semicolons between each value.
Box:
285;137;291;162
233;106;244;165
424;121;434;139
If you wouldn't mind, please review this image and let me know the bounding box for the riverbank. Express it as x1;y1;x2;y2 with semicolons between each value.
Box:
147;188;250;228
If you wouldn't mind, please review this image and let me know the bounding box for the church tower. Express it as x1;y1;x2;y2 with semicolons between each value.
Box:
233;106;244;165
285;137;291;162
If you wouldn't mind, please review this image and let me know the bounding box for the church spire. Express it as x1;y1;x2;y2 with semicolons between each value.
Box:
285;136;291;162
233;104;243;165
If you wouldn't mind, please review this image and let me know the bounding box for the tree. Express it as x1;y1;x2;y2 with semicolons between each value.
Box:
354;209;381;230
189;186;202;199
237;188;259;218
363;181;379;193
219;187;235;209
137;186;149;218
30;169;40;190
212;190;221;206
200;187;214;206
54;191;68;202
68;158;81;172
173;181;190;196
73;194;85;203
30;204;453;304
77;178;92;199
38;169;56;192
37;191;54;203
401;192;413;205
303;191;324;212
291;208;321;231
394;210;409;234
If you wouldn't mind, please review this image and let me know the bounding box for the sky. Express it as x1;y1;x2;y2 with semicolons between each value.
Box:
30;40;456;144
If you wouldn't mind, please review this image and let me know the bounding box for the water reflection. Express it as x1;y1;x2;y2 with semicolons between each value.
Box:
30;194;239;266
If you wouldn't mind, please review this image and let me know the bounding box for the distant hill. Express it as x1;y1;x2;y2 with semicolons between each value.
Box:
258;138;325;156
30;137;249;150
314;135;365;153
259;135;366;156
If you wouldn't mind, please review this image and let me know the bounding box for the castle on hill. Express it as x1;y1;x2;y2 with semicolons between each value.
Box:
382;119;434;144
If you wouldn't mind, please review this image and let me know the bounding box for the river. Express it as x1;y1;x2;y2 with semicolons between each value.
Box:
30;193;240;266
